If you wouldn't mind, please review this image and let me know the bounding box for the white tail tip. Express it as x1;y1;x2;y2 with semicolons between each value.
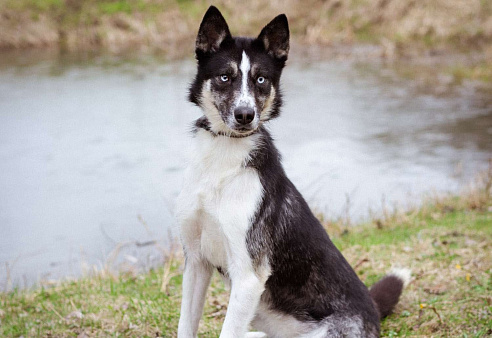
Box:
389;267;412;287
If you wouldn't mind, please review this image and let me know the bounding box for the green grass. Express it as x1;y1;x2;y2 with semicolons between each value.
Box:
449;63;492;84
329;211;492;337
0;0;171;25
2;206;491;336
1;0;64;12
98;1;134;15
332;211;491;250
1;171;491;336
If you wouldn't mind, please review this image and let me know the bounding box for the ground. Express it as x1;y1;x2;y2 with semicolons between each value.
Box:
1;170;491;337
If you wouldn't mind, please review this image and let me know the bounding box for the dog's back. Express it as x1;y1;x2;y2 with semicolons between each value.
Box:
242;128;382;337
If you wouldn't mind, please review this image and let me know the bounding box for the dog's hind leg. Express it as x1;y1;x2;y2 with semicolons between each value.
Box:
177;257;213;338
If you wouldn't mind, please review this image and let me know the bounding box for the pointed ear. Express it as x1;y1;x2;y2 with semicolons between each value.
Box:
195;6;231;54
257;14;290;60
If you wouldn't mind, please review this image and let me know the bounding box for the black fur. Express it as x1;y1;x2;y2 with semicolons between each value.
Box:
188;6;407;337
257;14;290;60
189;6;286;122
195;6;231;55
246;128;380;332
370;275;405;318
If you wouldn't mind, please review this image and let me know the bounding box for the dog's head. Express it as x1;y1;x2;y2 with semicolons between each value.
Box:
189;6;289;137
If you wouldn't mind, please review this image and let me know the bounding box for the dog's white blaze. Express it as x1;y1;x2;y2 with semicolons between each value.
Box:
237;51;255;109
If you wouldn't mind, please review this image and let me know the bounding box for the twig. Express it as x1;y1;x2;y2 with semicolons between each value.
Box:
135;240;157;247
47;303;66;322
4;262;11;293
137;214;153;236
99;224;118;244
430;306;443;324
161;252;175;293
418;306;443;325
105;241;135;272
70;299;77;312
4;255;21;292
354;258;369;270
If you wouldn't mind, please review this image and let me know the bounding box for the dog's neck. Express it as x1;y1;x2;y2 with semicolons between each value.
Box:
194;116;259;139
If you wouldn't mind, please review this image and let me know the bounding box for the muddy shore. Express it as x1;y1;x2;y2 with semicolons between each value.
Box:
1;0;491;71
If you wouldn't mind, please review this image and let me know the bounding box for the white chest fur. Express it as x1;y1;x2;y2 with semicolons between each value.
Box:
176;130;263;270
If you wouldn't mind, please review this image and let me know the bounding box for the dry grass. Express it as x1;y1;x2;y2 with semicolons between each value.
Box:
0;0;491;59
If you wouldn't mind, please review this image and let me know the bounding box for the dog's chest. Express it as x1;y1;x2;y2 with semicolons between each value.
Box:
177;131;263;268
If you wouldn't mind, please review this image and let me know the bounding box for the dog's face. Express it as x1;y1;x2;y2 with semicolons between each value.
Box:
189;6;289;136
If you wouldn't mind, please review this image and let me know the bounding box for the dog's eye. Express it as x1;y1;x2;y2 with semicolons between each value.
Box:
257;76;265;84
220;74;229;82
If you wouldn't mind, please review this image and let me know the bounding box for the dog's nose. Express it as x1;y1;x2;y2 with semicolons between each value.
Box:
234;107;255;125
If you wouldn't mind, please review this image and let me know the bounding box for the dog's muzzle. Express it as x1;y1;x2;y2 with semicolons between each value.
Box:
234;106;255;126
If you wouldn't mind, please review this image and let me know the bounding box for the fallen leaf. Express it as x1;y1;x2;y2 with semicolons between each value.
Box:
424;285;447;295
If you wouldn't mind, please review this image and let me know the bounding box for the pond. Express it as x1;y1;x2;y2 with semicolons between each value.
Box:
0;50;490;289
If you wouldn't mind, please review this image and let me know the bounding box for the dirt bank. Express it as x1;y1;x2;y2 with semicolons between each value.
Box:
0;0;491;80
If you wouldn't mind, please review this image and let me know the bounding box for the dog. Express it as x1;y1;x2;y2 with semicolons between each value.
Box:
176;6;410;337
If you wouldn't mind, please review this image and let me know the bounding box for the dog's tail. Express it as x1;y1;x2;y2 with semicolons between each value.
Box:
369;268;411;319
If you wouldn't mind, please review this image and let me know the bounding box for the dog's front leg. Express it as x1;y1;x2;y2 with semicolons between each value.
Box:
220;270;264;337
177;256;213;338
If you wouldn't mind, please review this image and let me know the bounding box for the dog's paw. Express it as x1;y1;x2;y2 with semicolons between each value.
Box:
244;332;267;338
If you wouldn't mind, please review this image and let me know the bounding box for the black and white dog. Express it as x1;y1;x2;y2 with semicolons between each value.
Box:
176;6;410;337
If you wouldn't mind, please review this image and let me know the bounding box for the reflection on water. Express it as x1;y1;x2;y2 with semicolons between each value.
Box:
0;51;490;289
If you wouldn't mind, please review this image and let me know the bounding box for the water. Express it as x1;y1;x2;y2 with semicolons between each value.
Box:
0;51;490;289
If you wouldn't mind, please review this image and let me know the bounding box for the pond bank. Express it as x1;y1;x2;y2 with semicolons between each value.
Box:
1;170;490;337
1;0;491;82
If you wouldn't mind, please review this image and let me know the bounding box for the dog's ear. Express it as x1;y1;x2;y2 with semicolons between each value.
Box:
257;14;290;61
195;6;231;55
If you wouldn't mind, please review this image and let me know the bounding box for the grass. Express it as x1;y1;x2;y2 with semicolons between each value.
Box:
1;170;491;337
331;210;492;337
449;63;492;84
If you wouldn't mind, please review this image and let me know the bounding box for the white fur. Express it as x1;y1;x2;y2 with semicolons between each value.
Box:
252;302;365;338
176;130;266;338
252;302;321;338
244;332;268;338
389;267;412;287
177;259;213;337
237;51;255;109
232;52;261;130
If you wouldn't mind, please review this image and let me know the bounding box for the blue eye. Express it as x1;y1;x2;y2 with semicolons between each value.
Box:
257;76;265;84
220;74;229;82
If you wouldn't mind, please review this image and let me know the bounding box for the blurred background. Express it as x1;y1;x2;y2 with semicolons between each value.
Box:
0;0;491;290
